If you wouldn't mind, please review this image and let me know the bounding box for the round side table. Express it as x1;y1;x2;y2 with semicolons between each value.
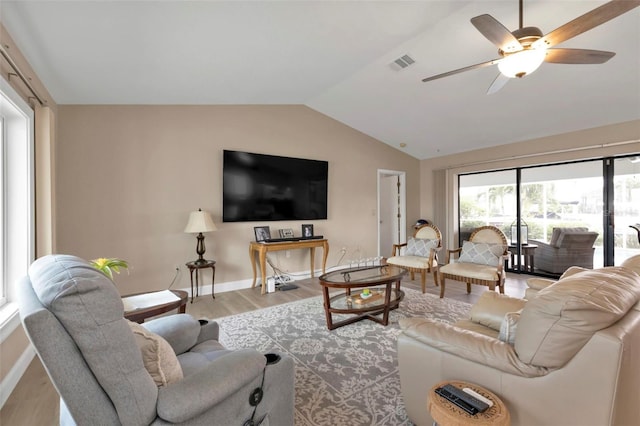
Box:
185;260;216;303
428;380;510;426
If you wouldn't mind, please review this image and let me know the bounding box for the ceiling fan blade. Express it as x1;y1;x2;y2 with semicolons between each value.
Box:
487;73;510;95
471;14;522;53
534;0;640;49
422;58;502;83
545;48;616;64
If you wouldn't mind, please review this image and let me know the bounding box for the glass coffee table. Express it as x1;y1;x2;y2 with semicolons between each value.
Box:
319;265;407;330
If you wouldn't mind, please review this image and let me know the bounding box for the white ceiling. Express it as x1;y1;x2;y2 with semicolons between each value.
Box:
2;1;639;160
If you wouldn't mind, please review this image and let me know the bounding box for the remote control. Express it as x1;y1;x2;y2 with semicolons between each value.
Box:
438;384;490;413
434;386;478;415
463;387;494;407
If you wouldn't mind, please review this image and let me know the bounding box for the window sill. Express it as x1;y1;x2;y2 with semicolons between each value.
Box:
0;303;21;344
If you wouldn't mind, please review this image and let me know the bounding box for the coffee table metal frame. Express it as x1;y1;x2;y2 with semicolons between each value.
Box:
319;265;407;330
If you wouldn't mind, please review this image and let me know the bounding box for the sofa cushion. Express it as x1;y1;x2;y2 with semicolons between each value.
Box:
405;237;438;257
128;321;184;387
498;311;521;345
28;255;158;425
458;241;505;267
387;255;437;270
515;267;640;368
440;262;504;281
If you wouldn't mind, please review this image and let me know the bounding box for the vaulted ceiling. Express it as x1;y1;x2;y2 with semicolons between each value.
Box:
2;1;638;159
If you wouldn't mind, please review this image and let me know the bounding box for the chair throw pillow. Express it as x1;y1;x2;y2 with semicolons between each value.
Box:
405;237;438;257
458;241;505;267
128;321;184;387
498;311;521;345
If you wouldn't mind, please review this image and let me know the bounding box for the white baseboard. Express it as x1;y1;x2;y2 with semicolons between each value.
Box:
176;268;335;297
174;277;255;297
0;344;36;409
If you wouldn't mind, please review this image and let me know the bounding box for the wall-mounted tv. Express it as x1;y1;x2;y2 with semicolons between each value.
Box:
223;150;328;222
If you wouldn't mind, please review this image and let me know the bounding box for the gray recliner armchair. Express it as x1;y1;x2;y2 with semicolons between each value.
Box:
529;227;598;274
18;254;295;425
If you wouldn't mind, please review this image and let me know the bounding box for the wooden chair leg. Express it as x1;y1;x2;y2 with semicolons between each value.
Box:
410;271;415;280
421;271;426;293
466;283;471;294
432;270;439;286
440;277;446;298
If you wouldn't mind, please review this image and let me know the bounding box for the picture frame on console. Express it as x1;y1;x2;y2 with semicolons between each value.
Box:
254;226;271;242
279;228;294;238
302;224;314;238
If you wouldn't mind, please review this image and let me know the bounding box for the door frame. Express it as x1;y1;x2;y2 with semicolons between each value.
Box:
377;169;406;258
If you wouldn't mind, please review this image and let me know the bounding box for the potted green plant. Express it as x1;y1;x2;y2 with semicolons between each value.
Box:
90;258;129;280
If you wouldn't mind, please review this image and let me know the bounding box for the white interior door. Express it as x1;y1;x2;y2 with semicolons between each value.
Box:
378;170;406;258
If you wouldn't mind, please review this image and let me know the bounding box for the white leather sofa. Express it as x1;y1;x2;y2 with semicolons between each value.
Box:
397;262;640;426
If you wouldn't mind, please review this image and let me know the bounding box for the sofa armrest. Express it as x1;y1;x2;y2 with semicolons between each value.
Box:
157;349;266;423
528;238;550;246
392;242;407;256
468;291;526;331
399;318;548;377
527;277;556;291
527;266;587;293
445;247;462;263
196;320;220;344
142;314;200;355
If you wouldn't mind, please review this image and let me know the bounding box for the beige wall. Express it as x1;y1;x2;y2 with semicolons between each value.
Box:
56;105;421;295
0;327;29;382
420;119;640;252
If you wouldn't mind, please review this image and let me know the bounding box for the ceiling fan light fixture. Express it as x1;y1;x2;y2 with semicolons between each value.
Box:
498;48;547;78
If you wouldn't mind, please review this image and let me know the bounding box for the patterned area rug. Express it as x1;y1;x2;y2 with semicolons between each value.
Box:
217;289;471;426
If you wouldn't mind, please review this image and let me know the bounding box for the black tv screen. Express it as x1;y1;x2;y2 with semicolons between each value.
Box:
223;150;328;222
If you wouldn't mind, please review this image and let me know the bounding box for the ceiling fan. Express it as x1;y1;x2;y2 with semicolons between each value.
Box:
421;0;640;94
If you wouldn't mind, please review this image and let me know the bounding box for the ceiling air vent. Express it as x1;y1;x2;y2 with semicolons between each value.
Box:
390;54;416;71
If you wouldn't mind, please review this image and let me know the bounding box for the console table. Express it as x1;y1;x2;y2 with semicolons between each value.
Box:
249;239;329;294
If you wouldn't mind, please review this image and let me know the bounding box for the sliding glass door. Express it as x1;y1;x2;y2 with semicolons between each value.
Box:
459;170;521;268
458;155;639;277
613;157;640;265
521;161;604;274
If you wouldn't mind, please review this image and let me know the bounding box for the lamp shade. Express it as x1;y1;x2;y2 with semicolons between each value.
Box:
184;209;217;233
498;48;546;78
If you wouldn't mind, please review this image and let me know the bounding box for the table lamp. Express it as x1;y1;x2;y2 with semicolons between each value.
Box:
184;208;217;264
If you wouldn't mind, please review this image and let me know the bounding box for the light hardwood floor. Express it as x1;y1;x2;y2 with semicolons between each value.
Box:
0;272;529;425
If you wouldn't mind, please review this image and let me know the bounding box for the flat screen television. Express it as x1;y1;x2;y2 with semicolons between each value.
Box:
223;150;328;222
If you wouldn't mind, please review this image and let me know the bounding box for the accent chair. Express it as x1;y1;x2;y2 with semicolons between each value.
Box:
438;225;508;298
528;227;598;275
386;223;442;293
